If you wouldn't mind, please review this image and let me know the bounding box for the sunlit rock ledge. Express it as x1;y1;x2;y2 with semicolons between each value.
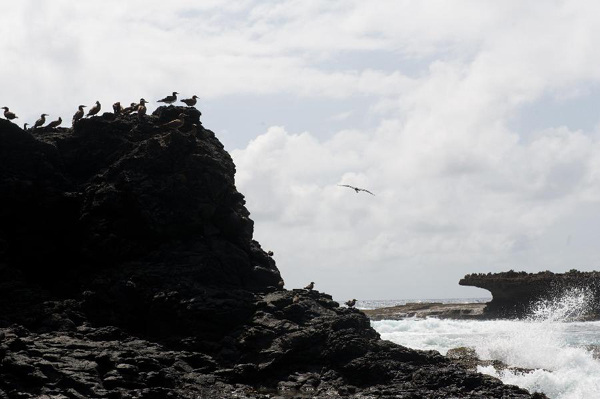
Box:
364;302;486;321
460;270;600;319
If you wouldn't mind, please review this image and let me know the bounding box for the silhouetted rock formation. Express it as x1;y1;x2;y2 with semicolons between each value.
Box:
0;110;544;398
460;270;600;319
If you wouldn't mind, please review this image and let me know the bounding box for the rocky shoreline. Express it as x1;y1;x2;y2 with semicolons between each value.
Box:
460;270;600;319
0;109;545;398
363;302;486;321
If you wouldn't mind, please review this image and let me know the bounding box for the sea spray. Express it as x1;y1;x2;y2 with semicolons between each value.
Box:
372;290;600;399
476;288;600;398
528;286;594;322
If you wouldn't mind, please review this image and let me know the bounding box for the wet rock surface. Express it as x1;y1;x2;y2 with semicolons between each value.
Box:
0;112;544;398
446;347;542;376
460;270;600;319
364;302;486;321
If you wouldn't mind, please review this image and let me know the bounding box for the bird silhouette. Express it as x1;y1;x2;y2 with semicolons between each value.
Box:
33;114;48;129
87;101;101;117
158;92;179;104
338;184;375;196
180;95;199;107
1;107;18;120
46;117;62;129
72;105;86;124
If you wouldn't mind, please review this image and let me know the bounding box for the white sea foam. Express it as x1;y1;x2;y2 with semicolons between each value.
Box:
371;290;600;399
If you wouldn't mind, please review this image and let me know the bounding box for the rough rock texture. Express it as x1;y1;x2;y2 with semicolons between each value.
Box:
446;347;540;376
363;303;486;321
0;110;545;398
460;270;600;319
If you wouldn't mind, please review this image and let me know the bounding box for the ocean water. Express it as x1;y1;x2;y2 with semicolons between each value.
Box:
369;289;600;399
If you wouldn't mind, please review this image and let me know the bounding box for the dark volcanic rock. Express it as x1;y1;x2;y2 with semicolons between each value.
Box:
460;270;600;319
0;111;544;398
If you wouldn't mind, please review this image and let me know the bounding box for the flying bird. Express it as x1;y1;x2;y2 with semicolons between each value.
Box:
1;107;18;120
338;184;375;196
157;92;179;104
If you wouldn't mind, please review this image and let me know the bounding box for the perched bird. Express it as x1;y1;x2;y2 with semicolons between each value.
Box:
72;105;86;124
33;114;49;129
292;295;300;304
267;251;274;257
338;184;375;196
23;123;29;130
180;95;199;107
86;101;101;117
1;107;18;120
345;299;357;308
121;102;138;115
46;117;62;129
277;279;285;289
157;92;179;104
137;98;149;120
113;102;123;115
304;282;315;291
161;113;186;130
185;123;199;135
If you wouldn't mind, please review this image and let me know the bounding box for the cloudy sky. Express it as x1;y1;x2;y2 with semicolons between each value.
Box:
3;1;600;300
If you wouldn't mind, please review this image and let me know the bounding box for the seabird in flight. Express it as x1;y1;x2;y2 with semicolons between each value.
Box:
87;101;101;117
157;92;179;104
304;282;314;291
73;105;86;124
161;113;186;130
1;107;18;120
46;117;62;129
345;299;357;308
33;114;48;129
338;184;375;196
180;95;199;107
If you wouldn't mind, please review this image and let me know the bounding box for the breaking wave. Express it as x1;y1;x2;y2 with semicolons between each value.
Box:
371;290;600;398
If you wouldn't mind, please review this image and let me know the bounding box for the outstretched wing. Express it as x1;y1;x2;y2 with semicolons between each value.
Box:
339;184;375;196
338;184;356;190
358;188;375;196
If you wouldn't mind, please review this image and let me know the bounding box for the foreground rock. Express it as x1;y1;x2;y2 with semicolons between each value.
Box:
446;347;541;376
0;112;544;398
460;270;600;319
364;302;486;321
